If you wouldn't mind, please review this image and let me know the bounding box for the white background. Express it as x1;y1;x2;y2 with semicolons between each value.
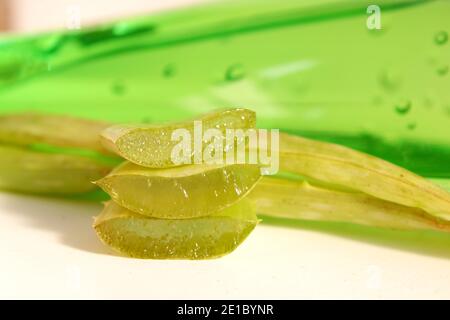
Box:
1;192;450;299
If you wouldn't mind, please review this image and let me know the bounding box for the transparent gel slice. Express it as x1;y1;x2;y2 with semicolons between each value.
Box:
0;112;110;153
100;108;256;167
278;133;450;221
93;199;258;259
250;177;450;233
0;144;113;194
96;161;261;219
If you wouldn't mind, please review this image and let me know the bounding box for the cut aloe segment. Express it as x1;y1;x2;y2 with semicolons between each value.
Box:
96;161;261;219
278;133;450;221
0;112;110;153
249;177;450;233
0;145;113;194
94;199;257;259
100;108;256;167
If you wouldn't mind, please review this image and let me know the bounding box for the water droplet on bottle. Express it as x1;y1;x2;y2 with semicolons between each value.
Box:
434;31;448;45
225;64;245;82
395;100;412;115
407;122;416;130
378;70;401;92
111;80;126;96
437;65;449;76
163;64;176;78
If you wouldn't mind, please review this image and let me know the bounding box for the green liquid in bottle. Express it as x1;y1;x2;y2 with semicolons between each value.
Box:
0;0;449;178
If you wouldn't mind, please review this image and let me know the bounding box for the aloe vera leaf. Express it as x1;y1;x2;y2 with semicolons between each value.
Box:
93;199;258;259
0;145;113;194
0;112;110;153
277;133;450;221
95;161;261;219
100;108;256;167
249;177;450;233
429;178;450;193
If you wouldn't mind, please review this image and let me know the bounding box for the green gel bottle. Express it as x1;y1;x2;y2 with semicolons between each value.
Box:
0;0;449;179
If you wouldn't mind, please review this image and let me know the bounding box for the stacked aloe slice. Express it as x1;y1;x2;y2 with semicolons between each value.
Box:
94;109;262;259
2;109;450;260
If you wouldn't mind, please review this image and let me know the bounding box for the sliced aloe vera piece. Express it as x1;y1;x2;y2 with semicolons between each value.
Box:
100;108;256;167
278;133;450;221
96;162;261;219
249;177;450;233
0;112;110;153
0;145;113;194
94;199;257;259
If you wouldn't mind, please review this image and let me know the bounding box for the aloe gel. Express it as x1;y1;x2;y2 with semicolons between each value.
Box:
96;161;261;219
101;108;256;167
94;199;258;259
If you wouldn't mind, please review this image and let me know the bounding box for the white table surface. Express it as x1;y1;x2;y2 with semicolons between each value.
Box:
1;192;450;300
